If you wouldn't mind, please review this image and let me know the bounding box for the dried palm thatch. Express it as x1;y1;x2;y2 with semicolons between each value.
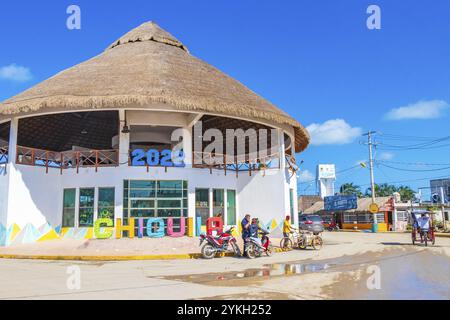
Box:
0;21;310;152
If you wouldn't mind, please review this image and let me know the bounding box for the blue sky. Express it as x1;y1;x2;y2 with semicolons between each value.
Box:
1;0;449;195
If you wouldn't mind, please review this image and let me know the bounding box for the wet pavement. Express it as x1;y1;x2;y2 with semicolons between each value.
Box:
155;247;450;299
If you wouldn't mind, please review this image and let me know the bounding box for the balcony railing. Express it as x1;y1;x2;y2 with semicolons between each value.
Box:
16;146;119;173
192;151;280;176
0;146;8;164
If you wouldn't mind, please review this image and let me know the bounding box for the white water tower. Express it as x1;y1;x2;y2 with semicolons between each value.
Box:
317;164;336;198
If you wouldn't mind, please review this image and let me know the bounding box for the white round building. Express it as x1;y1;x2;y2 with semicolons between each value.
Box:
0;22;309;245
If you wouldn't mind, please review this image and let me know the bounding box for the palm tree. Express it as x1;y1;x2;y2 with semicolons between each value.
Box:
396;185;415;201
339;183;363;197
365;184;415;200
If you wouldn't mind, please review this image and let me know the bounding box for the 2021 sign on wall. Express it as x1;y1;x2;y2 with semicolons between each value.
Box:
130;149;185;167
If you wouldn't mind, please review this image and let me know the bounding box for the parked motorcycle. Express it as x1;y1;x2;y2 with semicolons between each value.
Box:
199;226;241;259
245;229;273;259
327;220;340;232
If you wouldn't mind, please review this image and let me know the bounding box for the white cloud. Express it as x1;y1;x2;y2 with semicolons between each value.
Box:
306;119;362;146
385;100;449;120
378;152;394;160
0;64;33;82
297;169;314;183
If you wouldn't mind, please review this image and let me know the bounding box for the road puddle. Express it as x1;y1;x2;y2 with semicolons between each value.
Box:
157;262;333;286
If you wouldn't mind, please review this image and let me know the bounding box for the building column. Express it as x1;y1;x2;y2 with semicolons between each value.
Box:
8;118;18;166
278;129;290;218
182;127;193;168
223;189;228;225
278;129;286;171
118;110;130;166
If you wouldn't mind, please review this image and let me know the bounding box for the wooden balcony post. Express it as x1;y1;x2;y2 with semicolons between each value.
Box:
95;150;99;172
76;151;80;174
60;152;63;175
45;151;49;174
31;148;35;166
224;154;227;176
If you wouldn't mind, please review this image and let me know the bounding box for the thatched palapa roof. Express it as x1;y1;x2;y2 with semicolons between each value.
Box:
0;21;309;152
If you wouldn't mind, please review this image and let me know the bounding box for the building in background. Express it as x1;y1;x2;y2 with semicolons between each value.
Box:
316;164;336;198
304;196;396;232
430;179;450;203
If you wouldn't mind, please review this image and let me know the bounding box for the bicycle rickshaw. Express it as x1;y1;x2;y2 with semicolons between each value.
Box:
410;210;435;246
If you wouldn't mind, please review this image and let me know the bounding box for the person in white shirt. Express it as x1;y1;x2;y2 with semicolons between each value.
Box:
418;213;430;231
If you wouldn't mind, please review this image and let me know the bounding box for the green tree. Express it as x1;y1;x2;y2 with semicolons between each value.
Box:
365;184;415;201
396;185;415;201
339;183;363;197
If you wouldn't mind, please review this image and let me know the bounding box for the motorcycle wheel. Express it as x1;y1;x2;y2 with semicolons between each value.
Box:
424;234;428;247
280;238;293;250
201;244;216;259
312;236;323;250
266;244;274;256
246;243;257;259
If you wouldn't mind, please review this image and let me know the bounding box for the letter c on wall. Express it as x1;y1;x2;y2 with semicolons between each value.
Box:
94;218;113;239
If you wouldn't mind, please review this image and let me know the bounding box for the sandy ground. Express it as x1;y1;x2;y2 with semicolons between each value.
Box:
0;232;449;300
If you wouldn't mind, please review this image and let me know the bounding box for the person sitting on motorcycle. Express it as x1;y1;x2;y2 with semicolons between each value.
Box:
249;218;263;246
249;218;262;237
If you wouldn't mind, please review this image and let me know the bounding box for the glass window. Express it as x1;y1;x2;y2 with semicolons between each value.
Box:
62;189;76;227
213;189;224;217
157;189;183;198
130;199;155;208
227;190;236;225
195;188;210;225
98;188;115;221
158;181;183;189
130;189;155;198
79;188;95;227
124;180;187;220
157;199;181;208
130;180;155;189
157;209;182;217
130;209;155;217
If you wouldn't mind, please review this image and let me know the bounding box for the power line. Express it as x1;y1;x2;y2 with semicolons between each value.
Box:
376;160;450;166
379;163;450;172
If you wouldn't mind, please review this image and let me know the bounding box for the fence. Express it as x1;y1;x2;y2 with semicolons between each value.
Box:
192;151;281;176
0;146;8;164
16;146;119;173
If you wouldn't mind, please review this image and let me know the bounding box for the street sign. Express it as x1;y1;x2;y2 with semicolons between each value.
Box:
369;203;379;214
324;195;358;211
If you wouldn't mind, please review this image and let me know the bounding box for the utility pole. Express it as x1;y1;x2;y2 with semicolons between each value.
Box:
363;131;378;232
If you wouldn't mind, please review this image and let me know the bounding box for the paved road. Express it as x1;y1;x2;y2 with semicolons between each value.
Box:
0;232;449;299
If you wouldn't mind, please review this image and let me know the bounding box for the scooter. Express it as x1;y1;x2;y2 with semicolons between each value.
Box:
327;220;339;232
245;229;273;259
199;226;241;259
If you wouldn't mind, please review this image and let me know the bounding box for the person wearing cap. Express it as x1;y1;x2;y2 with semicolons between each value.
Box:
241;214;251;256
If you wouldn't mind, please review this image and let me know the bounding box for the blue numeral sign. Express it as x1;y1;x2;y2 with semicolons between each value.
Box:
131;149;185;167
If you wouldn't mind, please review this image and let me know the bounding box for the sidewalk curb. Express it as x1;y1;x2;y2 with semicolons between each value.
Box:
337;229;450;238
0;248;288;261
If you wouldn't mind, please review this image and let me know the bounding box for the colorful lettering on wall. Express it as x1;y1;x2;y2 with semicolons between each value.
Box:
103;218;189;239
93;218;113;239
131;149;185;167
206;217;223;236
